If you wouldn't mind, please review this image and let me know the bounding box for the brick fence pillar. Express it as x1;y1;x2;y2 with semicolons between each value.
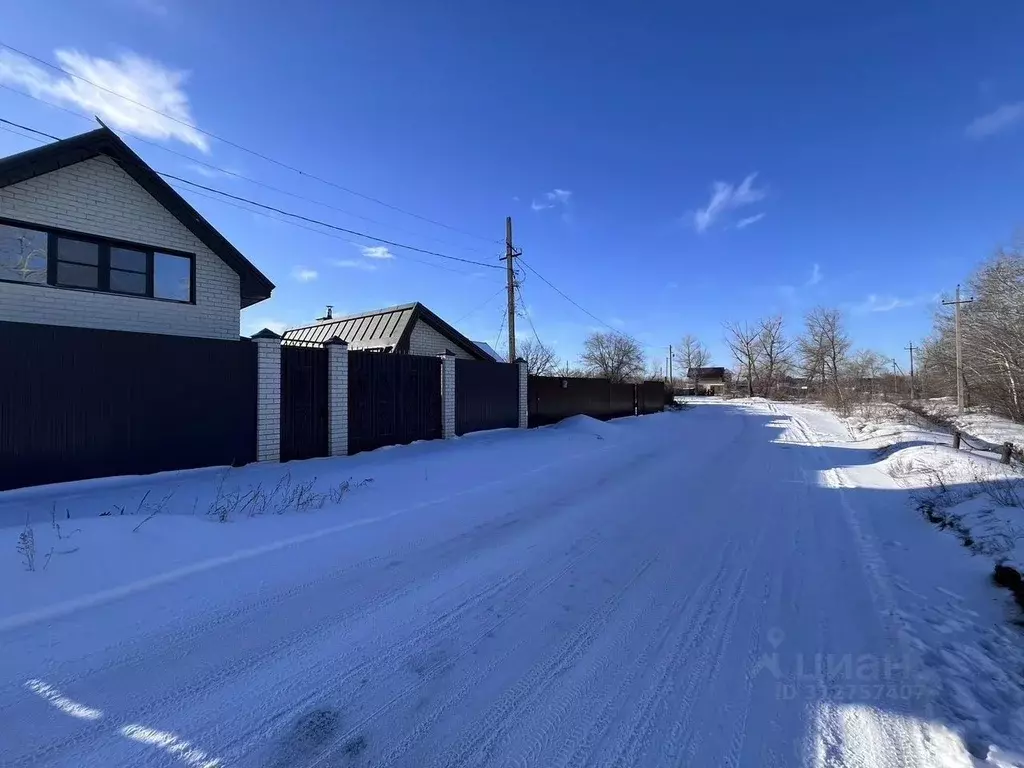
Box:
326;336;349;457
441;352;456;438
252;329;282;462
516;357;529;429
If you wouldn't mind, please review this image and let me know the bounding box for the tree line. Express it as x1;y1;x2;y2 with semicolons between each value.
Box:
515;240;1024;422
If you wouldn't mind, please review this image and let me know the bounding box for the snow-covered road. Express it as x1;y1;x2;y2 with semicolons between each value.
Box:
1;401;1018;766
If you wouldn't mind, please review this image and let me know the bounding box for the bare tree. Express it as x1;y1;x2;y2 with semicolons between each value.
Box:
756;315;792;398
580;331;646;382
846;349;889;399
517;337;558;376
673;334;711;393
724;322;762;397
922;247;1024;420
800;307;851;409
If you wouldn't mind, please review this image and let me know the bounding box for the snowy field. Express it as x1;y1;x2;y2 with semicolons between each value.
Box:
1;402;1023;767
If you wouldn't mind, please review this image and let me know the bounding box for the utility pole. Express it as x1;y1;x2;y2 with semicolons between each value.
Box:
905;342;916;400
668;345;673;387
942;285;974;415
501;216;521;360
892;359;899;396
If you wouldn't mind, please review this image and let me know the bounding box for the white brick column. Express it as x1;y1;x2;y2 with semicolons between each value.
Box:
441;352;456;439
326;337;349;457
252;329;282;462
516;357;529;429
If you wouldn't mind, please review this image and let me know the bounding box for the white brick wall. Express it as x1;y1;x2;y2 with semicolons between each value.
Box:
517;359;529;429
255;336;281;462
327;341;349;456
408;320;476;359
441;353;456;438
0;155;241;340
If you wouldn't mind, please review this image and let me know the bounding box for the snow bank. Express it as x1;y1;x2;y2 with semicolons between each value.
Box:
0;410;689;630
832;402;1024;574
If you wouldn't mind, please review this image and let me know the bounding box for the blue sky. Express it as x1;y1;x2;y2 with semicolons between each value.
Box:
1;1;1023;370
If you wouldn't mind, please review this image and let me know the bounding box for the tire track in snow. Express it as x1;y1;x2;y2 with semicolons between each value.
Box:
550;540;742;768
4;565;528;768
303;531;614;768
428;555;660;768
602;554;752;766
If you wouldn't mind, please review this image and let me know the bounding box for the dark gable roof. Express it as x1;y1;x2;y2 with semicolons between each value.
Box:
283;302;491;360
688;367;727;379
0;126;274;307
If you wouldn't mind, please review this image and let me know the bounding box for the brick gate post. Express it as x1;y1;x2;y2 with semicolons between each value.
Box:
252;329;282;462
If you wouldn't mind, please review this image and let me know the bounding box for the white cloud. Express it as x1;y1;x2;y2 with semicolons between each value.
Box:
291;267;318;282
0;48;208;151
851;293;937;313
531;188;572;211
186;163;236;180
735;212;766;230
360;245;395;260
691;173;766;233
966;102;1024;140
333;259;378;271
808;263;822;286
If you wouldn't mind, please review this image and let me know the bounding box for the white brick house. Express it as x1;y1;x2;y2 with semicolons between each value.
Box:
0;127;273;340
283;302;492;360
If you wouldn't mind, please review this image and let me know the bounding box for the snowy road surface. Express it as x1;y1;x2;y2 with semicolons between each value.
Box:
1;401;1019;766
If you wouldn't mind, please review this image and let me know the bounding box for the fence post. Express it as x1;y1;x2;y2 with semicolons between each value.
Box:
952;430;961;451
1001;442;1014;465
326;336;349;457
252;329;282;462
515;358;528;429
440;352;456;439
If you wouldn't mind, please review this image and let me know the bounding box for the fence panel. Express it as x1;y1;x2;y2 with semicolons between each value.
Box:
348;351;442;454
638;380;667;414
455;359;519;436
610;382;638;419
0;320;257;492
280;345;329;462
527;376;606;427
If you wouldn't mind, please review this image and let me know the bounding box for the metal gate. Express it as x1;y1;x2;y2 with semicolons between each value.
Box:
348;351;442;455
455;359;519;435
280;345;329;462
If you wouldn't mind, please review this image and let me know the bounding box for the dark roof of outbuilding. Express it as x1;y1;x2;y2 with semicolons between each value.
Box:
0;126;274;307
688;367;727;379
282;302;491;359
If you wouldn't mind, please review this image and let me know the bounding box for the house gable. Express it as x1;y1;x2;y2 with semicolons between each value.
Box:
0;155;243;340
0;127;272;306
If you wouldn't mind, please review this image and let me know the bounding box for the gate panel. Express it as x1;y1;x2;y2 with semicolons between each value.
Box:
280;346;329;462
455;359;519;435
348;352;442;454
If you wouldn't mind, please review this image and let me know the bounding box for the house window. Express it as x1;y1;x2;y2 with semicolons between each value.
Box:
154;252;192;302
0;220;194;303
0;223;48;284
55;237;101;290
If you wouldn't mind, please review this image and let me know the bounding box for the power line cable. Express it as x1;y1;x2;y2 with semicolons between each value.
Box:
453;286;507;324
0;116;57;140
515;283;544;347
161;172;503;270
0;83;498;257
0;116;504;272
0;41;501;244
517;256;618;332
493;308;508;351
170;181;503;280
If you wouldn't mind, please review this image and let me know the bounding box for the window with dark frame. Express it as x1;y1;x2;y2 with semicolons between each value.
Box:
0;221;194;303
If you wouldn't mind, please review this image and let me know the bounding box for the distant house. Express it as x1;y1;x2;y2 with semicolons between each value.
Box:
283;302;493;360
686;366;729;396
0;126;273;340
